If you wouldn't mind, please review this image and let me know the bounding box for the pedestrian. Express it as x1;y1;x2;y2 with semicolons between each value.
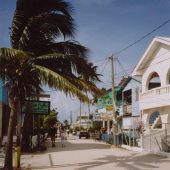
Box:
110;127;114;144
60;128;66;147
49;124;57;147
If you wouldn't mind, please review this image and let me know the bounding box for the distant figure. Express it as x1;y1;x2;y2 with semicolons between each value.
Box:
49;124;57;147
60;128;66;147
110;127;114;144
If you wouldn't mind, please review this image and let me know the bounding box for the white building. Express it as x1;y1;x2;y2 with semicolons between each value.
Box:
132;37;170;152
74;115;92;130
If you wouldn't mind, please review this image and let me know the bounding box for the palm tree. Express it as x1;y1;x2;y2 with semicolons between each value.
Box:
1;0;101;169
11;0;100;91
0;48;93;169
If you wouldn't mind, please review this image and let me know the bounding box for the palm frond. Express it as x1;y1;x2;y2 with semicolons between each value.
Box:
11;0;75;48
0;48;29;59
35;53;65;60
49;40;89;58
35;65;90;102
65;75;103;97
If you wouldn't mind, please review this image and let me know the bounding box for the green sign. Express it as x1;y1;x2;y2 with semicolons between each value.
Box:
97;91;113;109
22;100;50;115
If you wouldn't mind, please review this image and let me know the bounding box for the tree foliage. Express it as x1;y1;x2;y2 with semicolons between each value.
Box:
0;0;102;168
92;121;102;131
43;109;58;130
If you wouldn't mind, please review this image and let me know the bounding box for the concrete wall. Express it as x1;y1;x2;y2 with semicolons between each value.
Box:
0;103;2;144
0;79;8;141
142;44;170;92
123;78;141;116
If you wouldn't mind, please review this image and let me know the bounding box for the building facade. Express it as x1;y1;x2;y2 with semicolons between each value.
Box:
132;37;170;152
117;76;141;146
0;79;8;144
120;77;141;128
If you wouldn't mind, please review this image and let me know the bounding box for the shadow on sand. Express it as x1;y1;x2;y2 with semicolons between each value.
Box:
21;138;170;170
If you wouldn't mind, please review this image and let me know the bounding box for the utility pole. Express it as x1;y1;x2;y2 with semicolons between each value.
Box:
109;55;117;146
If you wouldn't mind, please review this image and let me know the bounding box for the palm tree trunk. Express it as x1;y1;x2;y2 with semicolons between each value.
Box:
22;111;32;152
3;94;17;170
3;107;15;170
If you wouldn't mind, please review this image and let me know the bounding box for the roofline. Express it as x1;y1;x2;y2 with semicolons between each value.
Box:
132;37;170;76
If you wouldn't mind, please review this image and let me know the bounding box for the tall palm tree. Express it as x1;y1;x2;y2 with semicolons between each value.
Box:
10;0;100;91
1;0;101;169
0;48;92;169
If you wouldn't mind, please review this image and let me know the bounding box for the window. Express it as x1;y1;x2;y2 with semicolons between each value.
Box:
148;72;161;90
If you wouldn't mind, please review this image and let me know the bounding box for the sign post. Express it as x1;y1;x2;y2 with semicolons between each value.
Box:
22;100;50;150
22;100;50;115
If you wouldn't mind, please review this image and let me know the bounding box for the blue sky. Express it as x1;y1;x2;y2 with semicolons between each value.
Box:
1;0;170;122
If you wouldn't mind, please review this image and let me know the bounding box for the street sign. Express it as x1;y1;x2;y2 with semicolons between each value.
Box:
22;100;50;115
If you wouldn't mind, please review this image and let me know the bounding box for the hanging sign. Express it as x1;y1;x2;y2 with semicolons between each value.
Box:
22;100;50;115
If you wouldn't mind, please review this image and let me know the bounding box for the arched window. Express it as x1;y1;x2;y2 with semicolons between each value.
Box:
148;72;161;90
149;111;162;129
166;68;170;84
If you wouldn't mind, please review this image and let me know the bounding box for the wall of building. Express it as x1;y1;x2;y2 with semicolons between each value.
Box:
0;79;8;142
143;107;170;130
142;44;170;92
123;78;141;116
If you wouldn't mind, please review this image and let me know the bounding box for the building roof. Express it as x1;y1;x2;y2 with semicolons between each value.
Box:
132;36;170;76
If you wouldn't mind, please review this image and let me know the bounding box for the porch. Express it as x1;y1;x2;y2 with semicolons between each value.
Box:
140;85;170;110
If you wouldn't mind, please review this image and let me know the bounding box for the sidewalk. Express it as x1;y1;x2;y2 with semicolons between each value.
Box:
0;134;78;169
20;134;78;169
2;135;170;170
20;135;112;169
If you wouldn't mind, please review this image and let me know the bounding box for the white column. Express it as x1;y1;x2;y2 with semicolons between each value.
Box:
107;120;110;133
103;120;105;128
141;110;144;151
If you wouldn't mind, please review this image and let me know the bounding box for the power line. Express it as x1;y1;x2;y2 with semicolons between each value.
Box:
116;57;141;89
114;19;170;56
94;19;170;63
100;58;110;75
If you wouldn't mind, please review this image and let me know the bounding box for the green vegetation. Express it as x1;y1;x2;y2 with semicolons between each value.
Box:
0;0;101;169
43;109;58;130
92;121;102;131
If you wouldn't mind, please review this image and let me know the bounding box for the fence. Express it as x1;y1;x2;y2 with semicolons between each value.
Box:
142;123;170;153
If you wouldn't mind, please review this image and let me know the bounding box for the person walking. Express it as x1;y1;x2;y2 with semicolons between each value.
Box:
110;127;114;144
49;124;57;147
60;128;66;147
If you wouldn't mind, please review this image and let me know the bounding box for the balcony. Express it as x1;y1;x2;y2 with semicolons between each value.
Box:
140;85;170;110
123;104;132;116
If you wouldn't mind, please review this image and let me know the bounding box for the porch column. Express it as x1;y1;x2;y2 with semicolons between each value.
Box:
102;120;105;128
107;120;110;133
141;110;144;151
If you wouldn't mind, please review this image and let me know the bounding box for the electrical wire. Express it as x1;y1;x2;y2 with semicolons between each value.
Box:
114;19;170;56
93;19;170;63
100;58;110;75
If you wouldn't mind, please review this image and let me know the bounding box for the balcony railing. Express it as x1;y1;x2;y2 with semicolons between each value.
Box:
140;85;170;100
123;104;132;115
140;85;170;109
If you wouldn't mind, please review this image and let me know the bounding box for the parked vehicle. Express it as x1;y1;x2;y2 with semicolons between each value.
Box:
79;131;90;139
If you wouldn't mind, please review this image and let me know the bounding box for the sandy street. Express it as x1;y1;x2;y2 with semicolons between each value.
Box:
20;136;170;170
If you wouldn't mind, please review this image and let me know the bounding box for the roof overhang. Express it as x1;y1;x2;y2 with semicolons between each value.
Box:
132;37;170;76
